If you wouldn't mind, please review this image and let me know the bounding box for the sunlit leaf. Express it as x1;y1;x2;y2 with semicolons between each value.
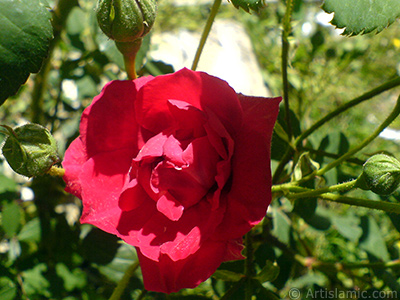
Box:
230;0;265;13
322;0;400;36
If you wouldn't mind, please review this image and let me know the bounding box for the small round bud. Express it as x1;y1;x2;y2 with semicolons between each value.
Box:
96;0;157;43
1;124;59;177
356;154;400;195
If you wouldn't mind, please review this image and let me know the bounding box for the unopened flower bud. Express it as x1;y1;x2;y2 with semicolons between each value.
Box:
96;0;157;43
1;124;59;177
356;154;400;195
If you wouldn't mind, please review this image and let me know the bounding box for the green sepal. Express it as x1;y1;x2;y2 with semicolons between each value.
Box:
355;154;400;195
96;0;157;42
1;124;59;177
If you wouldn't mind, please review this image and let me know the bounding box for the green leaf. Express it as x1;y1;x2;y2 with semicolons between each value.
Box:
322;0;400;36
98;242;138;283
0;175;17;194
272;207;291;245
1;201;21;237
359;215;390;261
252;279;281;300
0;0;53;105
230;0;265;13
55;263;87;291
0;277;17;300
18;218;41;242
332;213;362;242
212;270;244;282
22;263;51;298
255;261;280;283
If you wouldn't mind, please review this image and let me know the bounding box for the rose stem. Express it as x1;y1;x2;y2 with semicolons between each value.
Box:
191;0;222;71
109;260;140;300
281;0;294;140
272;183;400;214
31;0;79;125
301;94;400;183
272;76;400;184
244;231;255;300
124;54;138;80
295;76;400;147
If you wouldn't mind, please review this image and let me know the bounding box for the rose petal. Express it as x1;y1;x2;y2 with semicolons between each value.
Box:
80;78;152;158
79;148;133;235
162;135;186;167
119;179;148;211
213;95;281;240
137;238;240;294
135;68;242;136
156;193;184;221
134;132;167;162
120;200;225;262
155;137;220;208
62;138;87;199
167;100;206;140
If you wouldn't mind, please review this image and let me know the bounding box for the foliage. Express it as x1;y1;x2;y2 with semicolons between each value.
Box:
1;0;400;299
0;0;53;104
322;0;400;36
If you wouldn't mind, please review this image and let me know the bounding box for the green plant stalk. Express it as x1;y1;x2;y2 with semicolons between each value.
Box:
191;0;222;71
297;255;400;270
286;179;357;199
272;181;400;214
281;0;294;140
123;54;138;80
295;76;400;147
244;231;254;300
109;260;140;300
265;232;400;272
273;77;400;183
124;56;137;80
31;0;79;125
316;94;400;175
116;39;143;80
318;193;400;214
300;146;364;165
272;147;294;184
297;94;400;184
220;277;246;300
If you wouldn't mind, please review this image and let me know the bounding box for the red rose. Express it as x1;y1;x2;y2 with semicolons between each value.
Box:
62;68;281;293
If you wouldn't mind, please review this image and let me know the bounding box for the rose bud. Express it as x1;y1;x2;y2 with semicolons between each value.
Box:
62;68;281;293
1;124;59;177
356;154;400;195
96;0;157;42
96;0;157;79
